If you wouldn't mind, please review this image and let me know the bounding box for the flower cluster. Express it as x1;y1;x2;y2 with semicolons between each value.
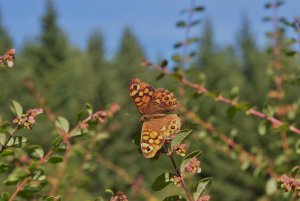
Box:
185;157;201;174
92;103;121;124
12;108;43;129
197;195;211;201
92;110;107;123
110;191;128;201
277;174;300;196
170;175;182;187
173;143;188;157
0;49;15;68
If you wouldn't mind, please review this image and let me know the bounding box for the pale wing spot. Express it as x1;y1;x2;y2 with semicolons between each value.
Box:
130;90;138;96
149;139;154;144
144;88;149;94
154;99;161;104
160;126;167;131
142;135;149;140
158;135;163;139
148;91;154;96
155;139;160;144
135;97;141;102
150;131;158;138
139;91;144;96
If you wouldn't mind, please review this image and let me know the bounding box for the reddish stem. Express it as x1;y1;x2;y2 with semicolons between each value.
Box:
151;63;300;136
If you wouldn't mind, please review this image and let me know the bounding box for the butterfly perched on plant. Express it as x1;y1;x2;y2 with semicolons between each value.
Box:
129;78;181;158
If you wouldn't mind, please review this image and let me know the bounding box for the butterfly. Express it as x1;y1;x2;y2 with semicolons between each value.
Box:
129;78;181;158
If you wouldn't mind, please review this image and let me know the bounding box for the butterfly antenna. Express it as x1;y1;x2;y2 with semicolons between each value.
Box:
125;112;139;120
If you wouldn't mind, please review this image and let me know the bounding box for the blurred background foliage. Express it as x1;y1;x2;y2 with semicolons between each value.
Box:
0;0;300;201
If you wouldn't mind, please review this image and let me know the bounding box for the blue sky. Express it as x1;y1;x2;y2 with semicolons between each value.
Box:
0;0;299;60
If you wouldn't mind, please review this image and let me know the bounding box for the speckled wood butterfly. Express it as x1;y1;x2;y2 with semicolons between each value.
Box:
129;78;181;158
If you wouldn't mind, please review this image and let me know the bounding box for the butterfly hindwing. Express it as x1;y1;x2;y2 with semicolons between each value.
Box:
141;114;181;158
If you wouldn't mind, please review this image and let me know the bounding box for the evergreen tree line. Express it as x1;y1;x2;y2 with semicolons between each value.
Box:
0;1;299;201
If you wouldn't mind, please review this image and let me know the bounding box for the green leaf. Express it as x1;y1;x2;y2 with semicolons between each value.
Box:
171;72;183;81
0;163;11;174
295;139;300;154
291;165;300;177
174;41;183;49
151;172;174;191
85;103;93;115
226;106;236;118
10;100;23;116
0;133;7;145
1;192;10;201
176;20;186;28
55;116;70;133
7;136;27;148
265;177;277;195
51;136;63;147
160;59;168;68
163;195;186;201
171;130;193;150
0;149;14;156
48;155;63;164
193;6;205;12
0;123;10;134
76;110;88;121
193;178;213;200
54;143;67;153
3;167;28;185
105;189;114;195
258;121;267;135
32;169;46;181
235;102;251;111
44;196;62;201
70;128;87;138
28;145;44;159
180;150;202;172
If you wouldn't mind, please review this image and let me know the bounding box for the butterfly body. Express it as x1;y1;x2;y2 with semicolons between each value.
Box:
129;78;181;158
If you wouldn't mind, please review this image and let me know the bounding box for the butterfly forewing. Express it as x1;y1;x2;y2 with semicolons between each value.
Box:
141;114;181;158
149;88;178;114
129;78;155;115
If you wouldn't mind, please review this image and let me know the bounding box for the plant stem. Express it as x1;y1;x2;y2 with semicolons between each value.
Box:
9;177;29;201
169;152;194;201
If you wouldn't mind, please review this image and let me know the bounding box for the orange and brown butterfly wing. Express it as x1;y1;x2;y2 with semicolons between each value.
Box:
129;78;155;115
149;88;178;114
141;114;181;158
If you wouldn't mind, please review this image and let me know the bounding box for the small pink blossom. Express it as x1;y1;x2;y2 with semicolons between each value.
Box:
170;175;181;187
185;157;201;174
278;174;300;195
12;108;43;130
173;143;188;157
110;191;128;201
0;48;16;68
92;110;107;123
197;195;211;201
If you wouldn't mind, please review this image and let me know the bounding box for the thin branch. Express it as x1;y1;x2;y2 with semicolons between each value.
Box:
168;149;194;201
182;107;277;177
147;62;300;136
8;115;92;201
